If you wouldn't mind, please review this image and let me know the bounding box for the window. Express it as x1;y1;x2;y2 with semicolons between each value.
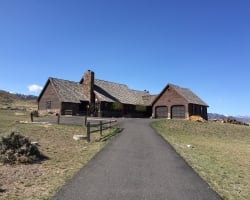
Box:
46;101;52;109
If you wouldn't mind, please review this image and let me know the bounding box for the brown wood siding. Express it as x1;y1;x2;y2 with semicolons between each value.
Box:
61;102;88;115
38;82;61;114
153;86;188;118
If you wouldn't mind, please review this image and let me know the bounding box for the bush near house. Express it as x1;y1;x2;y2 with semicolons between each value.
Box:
135;105;147;112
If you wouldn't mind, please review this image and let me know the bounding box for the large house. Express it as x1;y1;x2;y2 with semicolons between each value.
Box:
38;70;155;118
38;70;208;119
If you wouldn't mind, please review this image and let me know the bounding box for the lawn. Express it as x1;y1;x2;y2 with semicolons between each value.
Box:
152;119;250;200
0;109;119;200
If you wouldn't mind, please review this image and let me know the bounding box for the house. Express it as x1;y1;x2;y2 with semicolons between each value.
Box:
38;70;208;120
38;70;155;117
152;84;208;120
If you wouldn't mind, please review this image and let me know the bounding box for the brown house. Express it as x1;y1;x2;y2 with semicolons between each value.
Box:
38;70;208;119
152;84;208;120
38;70;155;117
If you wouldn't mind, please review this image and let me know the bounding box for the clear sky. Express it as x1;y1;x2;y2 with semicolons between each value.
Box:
0;0;250;116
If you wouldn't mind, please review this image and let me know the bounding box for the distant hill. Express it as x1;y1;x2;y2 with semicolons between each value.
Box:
208;113;227;120
233;116;250;123
0;90;37;111
0;90;19;105
14;93;37;100
208;113;250;123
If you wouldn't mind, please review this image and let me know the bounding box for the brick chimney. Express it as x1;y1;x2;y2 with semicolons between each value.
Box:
82;70;95;104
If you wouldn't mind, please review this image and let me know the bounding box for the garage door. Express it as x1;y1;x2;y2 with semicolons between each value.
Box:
155;106;168;118
171;105;185;119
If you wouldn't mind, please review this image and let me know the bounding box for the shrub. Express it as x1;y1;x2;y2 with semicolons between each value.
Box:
111;102;122;111
0;131;48;164
135;105;147;112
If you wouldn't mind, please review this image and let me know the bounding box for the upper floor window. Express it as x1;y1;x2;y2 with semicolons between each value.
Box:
46;101;52;109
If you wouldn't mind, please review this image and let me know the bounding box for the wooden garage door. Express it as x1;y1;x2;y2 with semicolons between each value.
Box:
172;105;185;119
155;106;168;118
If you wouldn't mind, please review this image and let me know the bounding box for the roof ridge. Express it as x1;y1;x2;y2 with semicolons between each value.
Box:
95;79;128;87
130;88;147;92
169;83;188;90
49;77;79;84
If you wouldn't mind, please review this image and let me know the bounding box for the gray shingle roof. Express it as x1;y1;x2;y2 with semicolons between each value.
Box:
44;78;206;107
94;79;151;105
142;95;158;105
169;84;208;106
46;78;153;106
49;78;87;103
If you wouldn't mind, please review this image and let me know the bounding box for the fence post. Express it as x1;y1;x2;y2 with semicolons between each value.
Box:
30;112;34;122
99;121;102;136
109;120;112;133
87;122;90;142
57;114;60;124
84;115;87;126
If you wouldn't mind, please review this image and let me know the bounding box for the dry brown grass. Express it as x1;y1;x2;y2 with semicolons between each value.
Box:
0;109;118;199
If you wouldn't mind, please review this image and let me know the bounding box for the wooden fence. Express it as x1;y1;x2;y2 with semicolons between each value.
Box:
30;113;117;142
86;120;117;142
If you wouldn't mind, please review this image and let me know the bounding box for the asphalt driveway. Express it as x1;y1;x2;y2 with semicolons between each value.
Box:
52;118;221;200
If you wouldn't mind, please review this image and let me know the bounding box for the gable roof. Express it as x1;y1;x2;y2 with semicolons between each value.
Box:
38;78;88;103
39;77;154;105
94;79;153;105
152;83;208;106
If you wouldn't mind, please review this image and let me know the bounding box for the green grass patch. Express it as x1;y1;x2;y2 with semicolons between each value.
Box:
152;120;250;200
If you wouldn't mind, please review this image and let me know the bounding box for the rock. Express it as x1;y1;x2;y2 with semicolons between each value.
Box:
31;142;39;146
73;135;85;141
83;147;87;151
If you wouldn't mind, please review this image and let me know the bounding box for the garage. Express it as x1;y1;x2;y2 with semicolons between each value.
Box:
171;105;185;119
155;106;168;118
152;84;208;120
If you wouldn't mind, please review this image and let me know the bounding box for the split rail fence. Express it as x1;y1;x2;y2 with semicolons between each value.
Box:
86;120;117;142
30;113;117;142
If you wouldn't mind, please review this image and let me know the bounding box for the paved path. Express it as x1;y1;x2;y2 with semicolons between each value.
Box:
52;118;221;200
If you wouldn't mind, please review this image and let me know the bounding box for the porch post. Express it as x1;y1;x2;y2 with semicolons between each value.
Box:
185;104;189;119
168;105;171;119
98;101;102;117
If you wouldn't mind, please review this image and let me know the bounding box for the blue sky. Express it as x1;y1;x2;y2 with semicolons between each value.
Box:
0;0;250;116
